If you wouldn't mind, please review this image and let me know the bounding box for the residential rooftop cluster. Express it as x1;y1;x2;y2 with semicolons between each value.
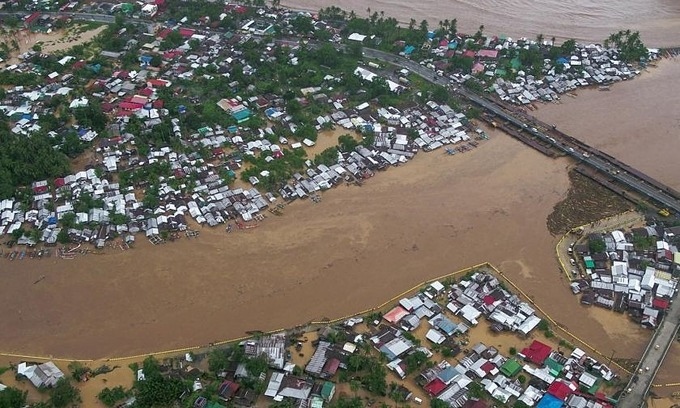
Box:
1;12;489;251
570;224;680;328
0;268;633;407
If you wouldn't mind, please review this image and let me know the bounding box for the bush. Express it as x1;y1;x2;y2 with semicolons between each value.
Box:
509;347;517;355
49;378;81;408
98;386;128;407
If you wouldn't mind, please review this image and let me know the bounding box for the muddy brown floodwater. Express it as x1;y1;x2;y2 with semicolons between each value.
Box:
0;129;649;360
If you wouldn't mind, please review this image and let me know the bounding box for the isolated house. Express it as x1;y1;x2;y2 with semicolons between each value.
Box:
17;362;65;388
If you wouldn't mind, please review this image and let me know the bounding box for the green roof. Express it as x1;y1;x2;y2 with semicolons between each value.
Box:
586;379;601;394
232;109;251;123
545;357;564;376
321;381;335;400
584;259;595;268
500;359;522;377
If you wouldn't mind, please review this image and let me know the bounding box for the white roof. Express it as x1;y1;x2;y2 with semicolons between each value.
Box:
425;328;446;344
347;33;367;42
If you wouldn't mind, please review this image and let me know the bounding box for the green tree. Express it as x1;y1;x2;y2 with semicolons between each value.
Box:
604;30;648;62
0;386;27;408
134;357;185;408
49;378;81;408
468;381;485;399
338;134;358;152
291;15;314;34
560;39;577;55
98;386;128;407
57;228;71;244
431;399;449;408
404;350;428;374
589;238;605;253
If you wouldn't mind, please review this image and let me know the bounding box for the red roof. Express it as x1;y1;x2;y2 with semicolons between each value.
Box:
130;95;148;105
383;305;409;324
24;12;41;25
322;358;340;375
521;340;552;365
178;27;195;38
653;298;670;310
152;99;165;109
32;185;49;194
163;50;183;60
138;87;153;97
424;378;447;396
462;50;476;58
483;295;496;305
54;178;65;188
148;79;170;88
476;49;499;59
218;380;240;400
157;28;172;39
547;381;573;401
480;361;496;374
119;101;144;111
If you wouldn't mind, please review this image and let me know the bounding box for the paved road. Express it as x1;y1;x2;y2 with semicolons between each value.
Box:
363;47;680;214
618;299;680;408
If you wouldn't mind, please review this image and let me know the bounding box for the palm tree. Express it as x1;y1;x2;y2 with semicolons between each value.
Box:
536;33;544;45
350;379;361;397
408;18;416;30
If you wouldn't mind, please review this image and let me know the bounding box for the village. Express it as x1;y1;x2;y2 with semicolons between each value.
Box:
0;269;640;408
0;0;656;259
0;1;674;407
563;222;680;329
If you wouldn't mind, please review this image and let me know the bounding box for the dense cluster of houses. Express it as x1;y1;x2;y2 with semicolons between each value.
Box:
296;270;620;408
488;44;656;105
571;226;679;328
402;29;657;106
1;11;489;248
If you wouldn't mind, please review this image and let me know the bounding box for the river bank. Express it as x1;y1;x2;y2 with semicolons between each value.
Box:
282;0;680;48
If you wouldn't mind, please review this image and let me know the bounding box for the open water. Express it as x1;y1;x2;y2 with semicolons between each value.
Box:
283;0;680;47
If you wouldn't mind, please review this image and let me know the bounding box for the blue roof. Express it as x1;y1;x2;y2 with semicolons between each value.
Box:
404;45;416;55
437;366;461;383
556;57;569;64
427;31;435;39
537;394;564;408
227;125;238;133
436;316;457;335
379;345;398;361
448;41;458;49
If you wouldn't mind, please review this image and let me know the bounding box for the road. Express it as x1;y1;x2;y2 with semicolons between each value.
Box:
363;47;680;214
618;298;680;408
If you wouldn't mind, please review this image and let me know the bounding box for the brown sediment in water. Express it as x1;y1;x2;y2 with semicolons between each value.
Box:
0;129;649;361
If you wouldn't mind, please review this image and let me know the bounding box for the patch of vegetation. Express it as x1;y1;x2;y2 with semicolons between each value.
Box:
98;386;129;407
49;378;81;408
604;30;648;62
0;386;27;408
